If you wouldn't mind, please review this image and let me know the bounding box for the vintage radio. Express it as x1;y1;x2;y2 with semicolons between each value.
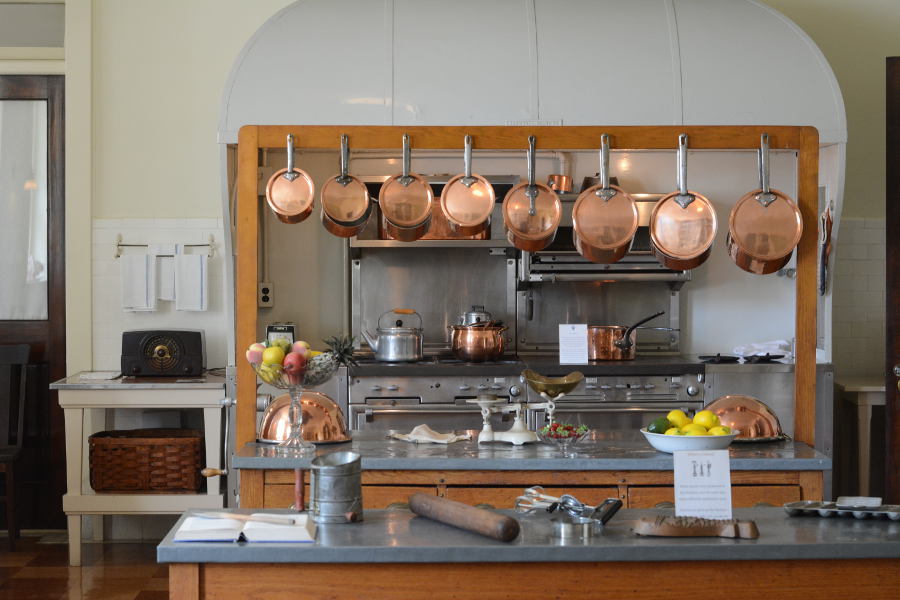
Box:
121;329;206;377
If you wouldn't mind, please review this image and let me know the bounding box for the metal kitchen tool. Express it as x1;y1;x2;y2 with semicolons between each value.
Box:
309;451;363;523
572;134;639;263
520;369;583;398
379;134;433;241
467;395;539;445
265;133;315;223
440;135;495;236
502;136;561;251
726;134;803;274
320;134;372;238
650;134;717;270
785;499;900;520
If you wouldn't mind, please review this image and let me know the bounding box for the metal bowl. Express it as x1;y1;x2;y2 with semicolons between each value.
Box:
704;395;785;441
258;391;351;444
520;369;584;398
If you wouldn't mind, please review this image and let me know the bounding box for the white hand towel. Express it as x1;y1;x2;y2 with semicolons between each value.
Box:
175;253;208;311
149;243;177;301
120;254;156;311
389;424;472;444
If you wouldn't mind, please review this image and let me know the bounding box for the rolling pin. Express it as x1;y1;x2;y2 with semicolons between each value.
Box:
408;493;520;542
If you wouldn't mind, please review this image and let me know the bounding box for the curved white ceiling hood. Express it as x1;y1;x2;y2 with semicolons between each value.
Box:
219;0;845;145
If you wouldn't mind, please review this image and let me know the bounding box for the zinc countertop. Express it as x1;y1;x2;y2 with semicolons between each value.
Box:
50;371;226;390
232;430;831;471
157;507;899;564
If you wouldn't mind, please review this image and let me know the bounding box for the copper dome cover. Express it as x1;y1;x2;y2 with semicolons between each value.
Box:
258;391;351;444
704;395;785;441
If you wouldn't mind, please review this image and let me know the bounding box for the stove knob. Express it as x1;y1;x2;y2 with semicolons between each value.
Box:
585;384;598;390
370;385;382;392
477;384;488;390
615;384;627;390
643;384;656;390
490;384;503;390
509;385;522;397
670;382;681;389
387;385;399;391
686;385;700;396
458;384;471;391
600;385;612;390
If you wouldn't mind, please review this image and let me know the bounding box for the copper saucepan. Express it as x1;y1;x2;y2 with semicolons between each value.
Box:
265;133;315;224
502;136;561;251
448;324;508;362
320;134;372;238
379;134;433;241
649;134;717;270
440;135;495;236
727;134;802;275
588;311;665;361
572;134;639;264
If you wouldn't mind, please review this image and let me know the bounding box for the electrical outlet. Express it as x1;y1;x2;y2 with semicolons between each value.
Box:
258;282;274;307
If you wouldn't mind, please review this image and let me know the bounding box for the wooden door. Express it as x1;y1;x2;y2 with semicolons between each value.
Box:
0;75;66;528
887;58;900;503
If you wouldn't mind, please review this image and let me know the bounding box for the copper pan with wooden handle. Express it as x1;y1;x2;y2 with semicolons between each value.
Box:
265;133;315;223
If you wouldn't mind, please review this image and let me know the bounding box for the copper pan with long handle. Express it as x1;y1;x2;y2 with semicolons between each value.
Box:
649;134;717;270
726;134;803;275
265;133;315;223
587;311;665;361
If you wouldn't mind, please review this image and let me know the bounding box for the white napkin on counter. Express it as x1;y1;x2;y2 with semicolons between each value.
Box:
390;424;472;444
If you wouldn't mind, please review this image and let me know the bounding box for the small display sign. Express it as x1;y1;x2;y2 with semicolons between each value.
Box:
673;450;733;520
266;323;295;347
558;324;588;364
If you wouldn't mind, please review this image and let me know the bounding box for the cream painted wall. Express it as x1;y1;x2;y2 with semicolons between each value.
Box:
762;0;900;218
91;0;293;218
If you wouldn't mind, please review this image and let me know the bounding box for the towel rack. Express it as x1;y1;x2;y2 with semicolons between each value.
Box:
114;234;215;259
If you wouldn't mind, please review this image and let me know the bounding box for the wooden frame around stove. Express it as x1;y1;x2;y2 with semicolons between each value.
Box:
234;125;820;476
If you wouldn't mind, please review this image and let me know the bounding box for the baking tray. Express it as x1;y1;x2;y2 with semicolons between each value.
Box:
784;500;900;520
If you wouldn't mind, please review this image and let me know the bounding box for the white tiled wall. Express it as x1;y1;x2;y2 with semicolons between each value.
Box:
92;219;229;371
832;217;886;377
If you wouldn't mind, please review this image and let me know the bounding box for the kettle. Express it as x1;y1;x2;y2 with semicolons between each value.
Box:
361;309;424;362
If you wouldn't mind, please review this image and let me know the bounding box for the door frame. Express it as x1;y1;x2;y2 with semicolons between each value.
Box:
886;58;899;503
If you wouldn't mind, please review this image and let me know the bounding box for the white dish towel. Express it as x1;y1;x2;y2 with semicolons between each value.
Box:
390;424;471;444
120;253;157;311
175;251;208;311
150;243;177;301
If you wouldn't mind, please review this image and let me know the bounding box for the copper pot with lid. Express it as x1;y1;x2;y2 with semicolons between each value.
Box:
440;135;495;236
379;134;433;241
727;134;803;275
502;136;562;251
265;133;315;224
320;134;372;238
650;134;717;270
573;134;639;264
449;305;507;362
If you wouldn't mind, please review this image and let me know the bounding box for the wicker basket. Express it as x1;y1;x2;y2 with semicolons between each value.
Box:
89;428;204;493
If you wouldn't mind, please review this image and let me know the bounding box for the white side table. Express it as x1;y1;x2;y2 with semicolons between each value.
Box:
51;373;227;566
836;377;886;497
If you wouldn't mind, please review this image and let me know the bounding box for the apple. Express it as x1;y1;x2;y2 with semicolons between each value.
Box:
272;338;292;354
282;352;307;385
291;341;311;356
246;342;266;364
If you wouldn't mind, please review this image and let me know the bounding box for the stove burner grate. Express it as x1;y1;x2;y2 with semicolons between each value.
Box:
698;354;740;364
743;353;785;364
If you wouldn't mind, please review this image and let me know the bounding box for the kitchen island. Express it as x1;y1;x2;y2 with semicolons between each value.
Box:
235;431;829;511
159;506;900;599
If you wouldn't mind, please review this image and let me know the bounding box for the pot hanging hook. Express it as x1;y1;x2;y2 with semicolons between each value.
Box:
755;133;777;207
399;133;413;187
526;135;538;215
595;134;617;202
283;134;300;182
337;134;352;187
674;133;695;209
461;135;477;188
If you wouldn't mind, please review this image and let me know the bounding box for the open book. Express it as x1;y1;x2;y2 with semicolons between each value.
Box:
173;512;316;543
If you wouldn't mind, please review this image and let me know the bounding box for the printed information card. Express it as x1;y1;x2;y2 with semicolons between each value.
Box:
558;324;588;364
673;450;732;520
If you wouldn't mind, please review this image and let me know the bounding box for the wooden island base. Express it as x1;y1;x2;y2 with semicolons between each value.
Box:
170;558;900;600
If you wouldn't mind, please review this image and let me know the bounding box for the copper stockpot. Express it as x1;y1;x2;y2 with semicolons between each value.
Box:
448;324;508;362
587;311;665;361
379;134;433;241
265;134;315;224
257;391;351;444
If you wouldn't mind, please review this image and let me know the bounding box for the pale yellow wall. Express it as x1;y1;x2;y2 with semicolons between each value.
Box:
91;0;294;218
762;0;900;218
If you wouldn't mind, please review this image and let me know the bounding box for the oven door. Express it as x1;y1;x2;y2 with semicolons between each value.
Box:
348;403;511;432
529;402;702;432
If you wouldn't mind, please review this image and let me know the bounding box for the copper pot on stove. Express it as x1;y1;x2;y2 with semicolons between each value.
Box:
588;311;664;361
448;306;507;362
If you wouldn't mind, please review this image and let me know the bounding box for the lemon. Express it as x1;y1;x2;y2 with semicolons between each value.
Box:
708;425;732;436
680;423;707;435
666;409;691;428
261;346;286;365
693;410;720;430
664;427;684;436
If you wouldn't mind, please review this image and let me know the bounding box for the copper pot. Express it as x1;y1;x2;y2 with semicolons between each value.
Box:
320;134;372;238
587;311;665;361
265;134;315;224
502;136;561;252
726;135;803;275
448;325;507;362
257;391;351;444
379;134;433;242
440;135;495;236
547;174;573;193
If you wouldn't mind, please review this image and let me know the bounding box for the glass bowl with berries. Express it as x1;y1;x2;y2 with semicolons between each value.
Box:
537;422;589;457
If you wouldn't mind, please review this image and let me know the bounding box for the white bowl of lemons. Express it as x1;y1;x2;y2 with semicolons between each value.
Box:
640;409;739;454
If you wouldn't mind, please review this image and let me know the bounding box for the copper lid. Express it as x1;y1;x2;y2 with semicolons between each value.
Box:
704;395;784;440
572;184;639;250
650;191;718;259
441;174;495;228
321;176;370;224
729;189;802;260
257;391;350;444
502;182;561;241
266;168;315;216
379;173;434;227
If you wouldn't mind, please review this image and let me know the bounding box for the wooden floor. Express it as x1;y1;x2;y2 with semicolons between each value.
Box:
0;534;166;600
